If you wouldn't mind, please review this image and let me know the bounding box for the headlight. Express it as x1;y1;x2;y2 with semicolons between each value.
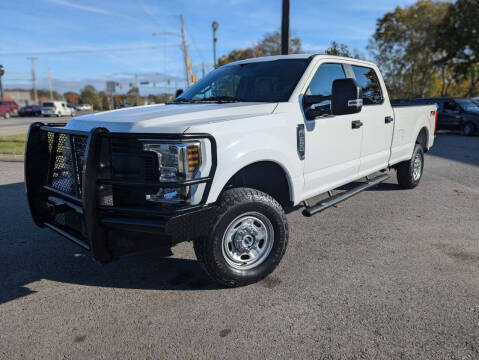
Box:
142;141;201;204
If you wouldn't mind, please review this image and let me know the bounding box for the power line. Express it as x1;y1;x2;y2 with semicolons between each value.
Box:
0;44;179;57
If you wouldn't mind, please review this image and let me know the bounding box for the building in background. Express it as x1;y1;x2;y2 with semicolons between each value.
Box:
5;89;34;106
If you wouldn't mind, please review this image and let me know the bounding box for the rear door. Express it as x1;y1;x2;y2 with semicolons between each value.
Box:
302;62;363;198
351;65;394;175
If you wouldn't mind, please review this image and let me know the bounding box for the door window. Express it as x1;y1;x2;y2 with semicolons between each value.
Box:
351;65;383;105
306;63;346;115
443;101;459;113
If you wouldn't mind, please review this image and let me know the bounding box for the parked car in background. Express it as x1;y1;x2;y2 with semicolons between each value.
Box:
0;100;19;115
392;97;479;136
19;105;42;117
77;104;92;111
0;101;11;119
41;101;75;117
67;103;78;111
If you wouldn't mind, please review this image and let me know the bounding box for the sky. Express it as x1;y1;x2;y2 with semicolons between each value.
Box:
0;0;416;95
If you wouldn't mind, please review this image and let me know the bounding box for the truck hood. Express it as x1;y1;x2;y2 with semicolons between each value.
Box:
66;102;278;133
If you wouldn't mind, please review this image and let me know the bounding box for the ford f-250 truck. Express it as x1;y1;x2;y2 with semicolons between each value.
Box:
25;55;437;287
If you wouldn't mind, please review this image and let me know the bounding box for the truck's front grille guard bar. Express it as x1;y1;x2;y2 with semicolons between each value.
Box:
25;122;217;262
35;123;218;210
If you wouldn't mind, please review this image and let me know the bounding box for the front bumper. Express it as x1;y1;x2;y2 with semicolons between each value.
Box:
24;122;217;263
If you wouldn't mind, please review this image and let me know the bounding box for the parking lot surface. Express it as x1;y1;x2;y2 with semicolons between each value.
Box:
0;115;78;136
1;134;478;359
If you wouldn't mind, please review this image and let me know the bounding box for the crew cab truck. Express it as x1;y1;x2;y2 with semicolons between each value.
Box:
25;55;436;287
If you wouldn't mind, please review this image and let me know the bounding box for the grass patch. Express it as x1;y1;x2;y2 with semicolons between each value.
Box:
0;134;27;155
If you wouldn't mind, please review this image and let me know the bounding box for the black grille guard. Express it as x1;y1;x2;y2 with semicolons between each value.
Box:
24;122;217;262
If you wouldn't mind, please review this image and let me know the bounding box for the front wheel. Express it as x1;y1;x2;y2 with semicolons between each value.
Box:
194;188;288;287
3;111;10;119
396;143;424;189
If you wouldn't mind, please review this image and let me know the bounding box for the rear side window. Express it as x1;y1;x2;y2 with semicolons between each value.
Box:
307;63;346;115
352;65;383;105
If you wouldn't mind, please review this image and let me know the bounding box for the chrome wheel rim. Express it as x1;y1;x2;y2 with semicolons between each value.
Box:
412;152;423;181
221;212;274;270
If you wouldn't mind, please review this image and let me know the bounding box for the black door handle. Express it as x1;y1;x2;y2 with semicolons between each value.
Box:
351;120;363;129
385;116;394;123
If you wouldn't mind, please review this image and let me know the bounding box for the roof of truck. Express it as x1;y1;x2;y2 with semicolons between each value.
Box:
229;54;376;67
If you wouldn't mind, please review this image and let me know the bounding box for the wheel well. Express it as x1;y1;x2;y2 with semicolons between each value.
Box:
223;161;292;208
416;127;429;152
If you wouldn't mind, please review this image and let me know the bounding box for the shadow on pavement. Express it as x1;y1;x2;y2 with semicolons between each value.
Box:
427;133;479;167
0;182;221;305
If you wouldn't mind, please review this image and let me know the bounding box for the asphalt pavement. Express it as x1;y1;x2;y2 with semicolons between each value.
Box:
0;133;478;359
0;114;90;136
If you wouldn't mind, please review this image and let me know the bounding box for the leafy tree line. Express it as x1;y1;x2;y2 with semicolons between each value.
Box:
54;85;173;110
217;0;478;99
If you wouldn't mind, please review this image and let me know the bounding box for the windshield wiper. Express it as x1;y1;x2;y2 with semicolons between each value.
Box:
194;96;243;103
168;98;195;104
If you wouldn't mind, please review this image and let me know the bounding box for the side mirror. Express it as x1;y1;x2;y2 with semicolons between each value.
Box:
331;78;362;115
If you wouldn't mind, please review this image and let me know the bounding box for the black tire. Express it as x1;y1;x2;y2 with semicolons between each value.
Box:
194;187;288;287
396;143;424;189
463;122;476;136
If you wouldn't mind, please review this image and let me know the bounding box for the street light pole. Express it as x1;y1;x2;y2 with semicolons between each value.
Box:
0;65;4;101
281;0;290;55
212;21;218;68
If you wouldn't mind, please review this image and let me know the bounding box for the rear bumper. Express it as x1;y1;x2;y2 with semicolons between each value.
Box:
25;122;217;262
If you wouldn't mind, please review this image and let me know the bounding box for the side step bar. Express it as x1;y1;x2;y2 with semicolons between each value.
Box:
302;173;391;217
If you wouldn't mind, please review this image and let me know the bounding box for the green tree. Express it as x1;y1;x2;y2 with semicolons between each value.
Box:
98;91;111;110
217;30;302;66
435;0;479;96
368;0;451;98
79;85;100;110
324;42;363;59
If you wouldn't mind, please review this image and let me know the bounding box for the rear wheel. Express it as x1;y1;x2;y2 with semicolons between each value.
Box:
396;143;424;189
194;188;288;287
3;111;10;119
463;122;476;136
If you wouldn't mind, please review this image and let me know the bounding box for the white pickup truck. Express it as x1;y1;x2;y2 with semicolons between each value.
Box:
25;54;437;287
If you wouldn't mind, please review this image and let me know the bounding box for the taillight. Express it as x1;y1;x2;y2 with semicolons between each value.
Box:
434;110;438;133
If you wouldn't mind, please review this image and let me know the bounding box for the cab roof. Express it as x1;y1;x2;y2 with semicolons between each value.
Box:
228;54;376;68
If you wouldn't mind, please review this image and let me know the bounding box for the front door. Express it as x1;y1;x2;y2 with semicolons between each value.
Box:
302;62;363;199
440;100;462;129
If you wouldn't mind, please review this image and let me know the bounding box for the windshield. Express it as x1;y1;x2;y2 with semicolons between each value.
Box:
42;102;54;107
175;59;311;103
457;99;479;113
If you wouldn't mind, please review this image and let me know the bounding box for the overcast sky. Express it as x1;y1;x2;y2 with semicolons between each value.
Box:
1;0;416;94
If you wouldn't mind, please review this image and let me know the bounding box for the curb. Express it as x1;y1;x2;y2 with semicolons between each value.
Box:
0;154;24;162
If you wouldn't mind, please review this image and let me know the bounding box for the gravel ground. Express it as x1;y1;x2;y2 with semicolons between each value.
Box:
0;133;478;359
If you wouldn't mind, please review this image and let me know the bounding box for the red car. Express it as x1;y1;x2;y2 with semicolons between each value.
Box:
0;100;19;116
0;102;12;119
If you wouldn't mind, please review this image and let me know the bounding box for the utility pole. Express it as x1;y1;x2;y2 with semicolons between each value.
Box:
135;74;139;105
48;68;54;100
180;15;192;87
0;65;4;101
27;57;38;104
281;0;290;55
212;21;218;68
202;62;206;78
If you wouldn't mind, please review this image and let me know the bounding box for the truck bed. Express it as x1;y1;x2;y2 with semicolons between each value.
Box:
389;104;437;166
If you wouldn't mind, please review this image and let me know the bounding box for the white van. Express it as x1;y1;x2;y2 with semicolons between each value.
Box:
41;101;75;117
